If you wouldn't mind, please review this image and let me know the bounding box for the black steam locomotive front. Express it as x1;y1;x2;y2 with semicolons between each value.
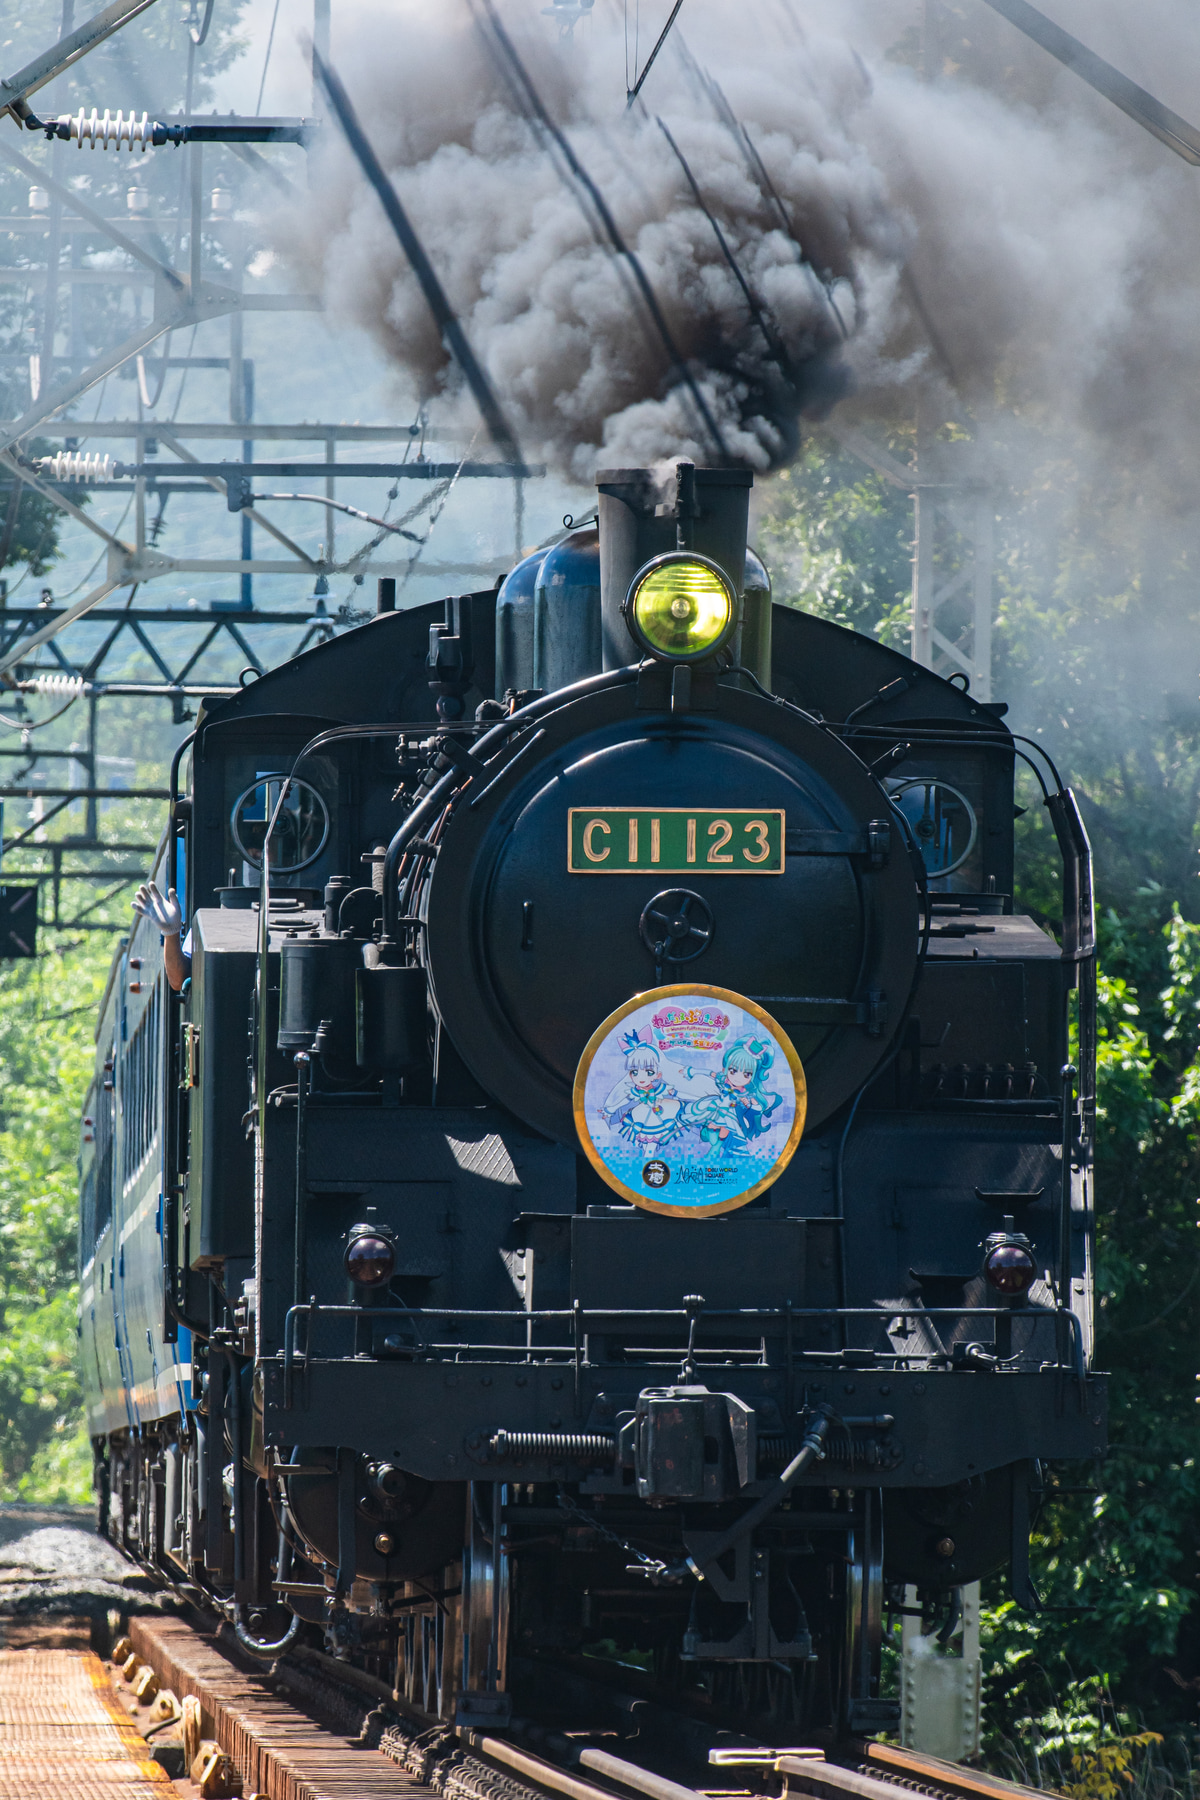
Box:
90;459;1104;1736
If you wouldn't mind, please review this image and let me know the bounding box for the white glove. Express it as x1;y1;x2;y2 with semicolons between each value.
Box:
133;880;183;937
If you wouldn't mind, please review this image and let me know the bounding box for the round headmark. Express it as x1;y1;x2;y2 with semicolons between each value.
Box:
573;984;806;1217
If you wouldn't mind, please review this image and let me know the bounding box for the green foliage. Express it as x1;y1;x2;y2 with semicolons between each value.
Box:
974;908;1200;1773
759;432;1200;1764
1060;1731;1165;1800
758;425;1200;920
0;934;114;1501
754;432;914;644
0;430;72;577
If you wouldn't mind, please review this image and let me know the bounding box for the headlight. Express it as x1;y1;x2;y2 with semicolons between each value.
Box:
345;1226;396;1288
623;553;738;663
982;1236;1036;1296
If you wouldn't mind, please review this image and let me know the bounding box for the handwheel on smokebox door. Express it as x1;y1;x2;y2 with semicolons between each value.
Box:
640;888;714;980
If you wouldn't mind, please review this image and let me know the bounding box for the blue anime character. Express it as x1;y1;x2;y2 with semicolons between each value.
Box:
601;1030;712;1151
689;1036;783;1152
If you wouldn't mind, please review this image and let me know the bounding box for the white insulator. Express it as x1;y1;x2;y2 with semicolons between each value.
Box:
22;674;87;695
57;108;152;150
38;451;113;483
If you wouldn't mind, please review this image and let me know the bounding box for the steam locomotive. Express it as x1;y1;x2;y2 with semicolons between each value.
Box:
78;462;1104;1739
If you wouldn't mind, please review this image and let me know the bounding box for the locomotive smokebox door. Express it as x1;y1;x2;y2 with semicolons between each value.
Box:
424;681;920;1145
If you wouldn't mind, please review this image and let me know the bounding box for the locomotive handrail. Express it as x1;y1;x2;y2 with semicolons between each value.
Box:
168;727;196;817
379;664;641;942
282;1299;1071;1322
280;1298;1087;1404
837;725;1014;748
838;722;1043;802
831;789;932;1322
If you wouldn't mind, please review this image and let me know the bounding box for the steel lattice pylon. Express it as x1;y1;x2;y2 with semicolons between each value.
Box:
0;1;540;936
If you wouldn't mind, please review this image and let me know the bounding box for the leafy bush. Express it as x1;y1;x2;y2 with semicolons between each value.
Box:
0;936;113;1501
757;435;1200;1768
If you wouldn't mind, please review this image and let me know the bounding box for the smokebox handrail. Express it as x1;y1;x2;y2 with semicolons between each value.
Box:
379;665;640;942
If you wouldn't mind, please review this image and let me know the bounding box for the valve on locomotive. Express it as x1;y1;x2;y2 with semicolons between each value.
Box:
277;871;430;1080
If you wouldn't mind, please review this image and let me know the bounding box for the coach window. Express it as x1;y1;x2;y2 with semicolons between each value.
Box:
94;1050;115;1241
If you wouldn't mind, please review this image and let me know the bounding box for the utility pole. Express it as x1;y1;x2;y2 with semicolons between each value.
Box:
909;432;995;703
909;0;997;702
312;0;331;112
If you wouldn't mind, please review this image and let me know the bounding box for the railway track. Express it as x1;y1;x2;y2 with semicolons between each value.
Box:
84;1614;1046;1800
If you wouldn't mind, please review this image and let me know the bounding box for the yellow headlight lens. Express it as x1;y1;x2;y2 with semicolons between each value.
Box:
626;555;737;662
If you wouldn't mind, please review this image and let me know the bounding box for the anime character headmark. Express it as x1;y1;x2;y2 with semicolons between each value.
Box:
600;1029;696;1150
692;1035;783;1150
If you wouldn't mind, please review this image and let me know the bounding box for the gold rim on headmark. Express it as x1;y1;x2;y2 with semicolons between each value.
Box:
572;983;808;1218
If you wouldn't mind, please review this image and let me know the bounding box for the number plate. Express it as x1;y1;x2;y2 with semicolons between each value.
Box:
568;808;785;874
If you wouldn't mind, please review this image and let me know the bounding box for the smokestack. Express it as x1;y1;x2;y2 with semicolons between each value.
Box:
596;463;752;669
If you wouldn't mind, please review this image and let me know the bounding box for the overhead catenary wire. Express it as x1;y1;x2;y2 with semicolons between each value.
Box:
626;0;684;107
312;49;527;473
0;689;83;730
19;495;136;609
345;473;454;576
334;409;435;602
245;492;423;542
654;115;794;379
399;432;479;593
471;0;729;463
255;0;283;117
687;53;848;339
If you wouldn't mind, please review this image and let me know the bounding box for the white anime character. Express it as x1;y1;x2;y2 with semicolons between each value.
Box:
600;1030;715;1151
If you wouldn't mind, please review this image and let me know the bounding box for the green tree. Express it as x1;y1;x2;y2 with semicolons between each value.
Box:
754;431;914;643
0;427;69;577
0;934;114;1501
759;429;1200;1761
978;909;1199;1771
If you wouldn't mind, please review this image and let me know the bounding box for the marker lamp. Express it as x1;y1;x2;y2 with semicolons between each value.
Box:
624;553;738;663
345;1226;396;1288
982;1238;1036;1297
